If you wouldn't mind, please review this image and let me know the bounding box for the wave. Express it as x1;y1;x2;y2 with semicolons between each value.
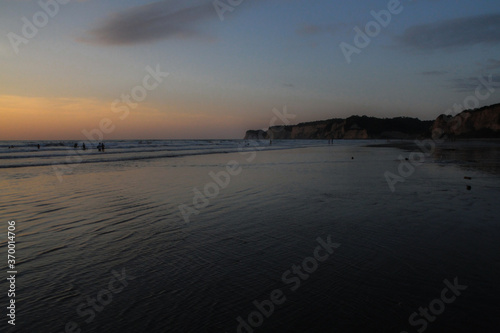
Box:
0;139;327;169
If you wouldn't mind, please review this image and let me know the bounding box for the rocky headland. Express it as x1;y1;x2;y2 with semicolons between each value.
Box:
431;104;500;139
244;103;500;140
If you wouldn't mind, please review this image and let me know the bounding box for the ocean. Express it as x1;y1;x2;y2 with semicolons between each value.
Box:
0;139;499;332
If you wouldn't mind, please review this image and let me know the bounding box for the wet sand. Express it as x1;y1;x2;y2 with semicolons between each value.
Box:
367;139;500;176
1;142;499;332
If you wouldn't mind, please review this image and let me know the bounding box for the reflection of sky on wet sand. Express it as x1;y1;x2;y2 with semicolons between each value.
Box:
1;144;500;331
431;144;500;176
368;140;500;176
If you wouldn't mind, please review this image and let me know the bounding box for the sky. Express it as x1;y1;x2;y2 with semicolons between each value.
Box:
1;0;499;140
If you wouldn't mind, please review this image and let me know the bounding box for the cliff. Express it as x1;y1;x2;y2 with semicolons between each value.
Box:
432;103;500;139
244;116;433;140
244;103;500;140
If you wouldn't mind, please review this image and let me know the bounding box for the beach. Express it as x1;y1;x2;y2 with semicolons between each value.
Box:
1;140;499;332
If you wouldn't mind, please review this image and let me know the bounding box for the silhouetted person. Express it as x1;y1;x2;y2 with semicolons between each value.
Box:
102;143;105;152
82;143;86;151
97;143;102;152
74;143;78;149
37;144;40;149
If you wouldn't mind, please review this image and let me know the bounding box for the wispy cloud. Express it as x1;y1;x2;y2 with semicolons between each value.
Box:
483;58;500;70
451;74;500;92
78;1;217;45
421;70;448;76
396;14;500;51
296;23;342;36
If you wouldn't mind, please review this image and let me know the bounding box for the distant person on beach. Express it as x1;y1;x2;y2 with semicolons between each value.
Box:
74;143;78;149
37;144;40;149
82;143;86;151
102;143;105;152
97;143;102;152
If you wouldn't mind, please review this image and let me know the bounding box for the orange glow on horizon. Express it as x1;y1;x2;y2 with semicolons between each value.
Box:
0;95;244;140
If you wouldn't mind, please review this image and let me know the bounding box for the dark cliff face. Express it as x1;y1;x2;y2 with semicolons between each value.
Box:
244;116;433;140
244;103;500;140
432;103;500;139
244;130;268;140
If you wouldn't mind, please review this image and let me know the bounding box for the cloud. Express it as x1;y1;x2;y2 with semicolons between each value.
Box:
484;58;500;70
450;74;500;92
296;23;342;36
421;70;448;76
78;1;217;45
396;14;500;51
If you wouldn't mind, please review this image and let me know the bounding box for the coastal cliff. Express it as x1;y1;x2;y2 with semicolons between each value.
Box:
244;103;500;140
244;116;433;140
432;103;500;139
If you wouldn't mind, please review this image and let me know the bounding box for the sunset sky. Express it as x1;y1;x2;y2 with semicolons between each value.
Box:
1;0;499;140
